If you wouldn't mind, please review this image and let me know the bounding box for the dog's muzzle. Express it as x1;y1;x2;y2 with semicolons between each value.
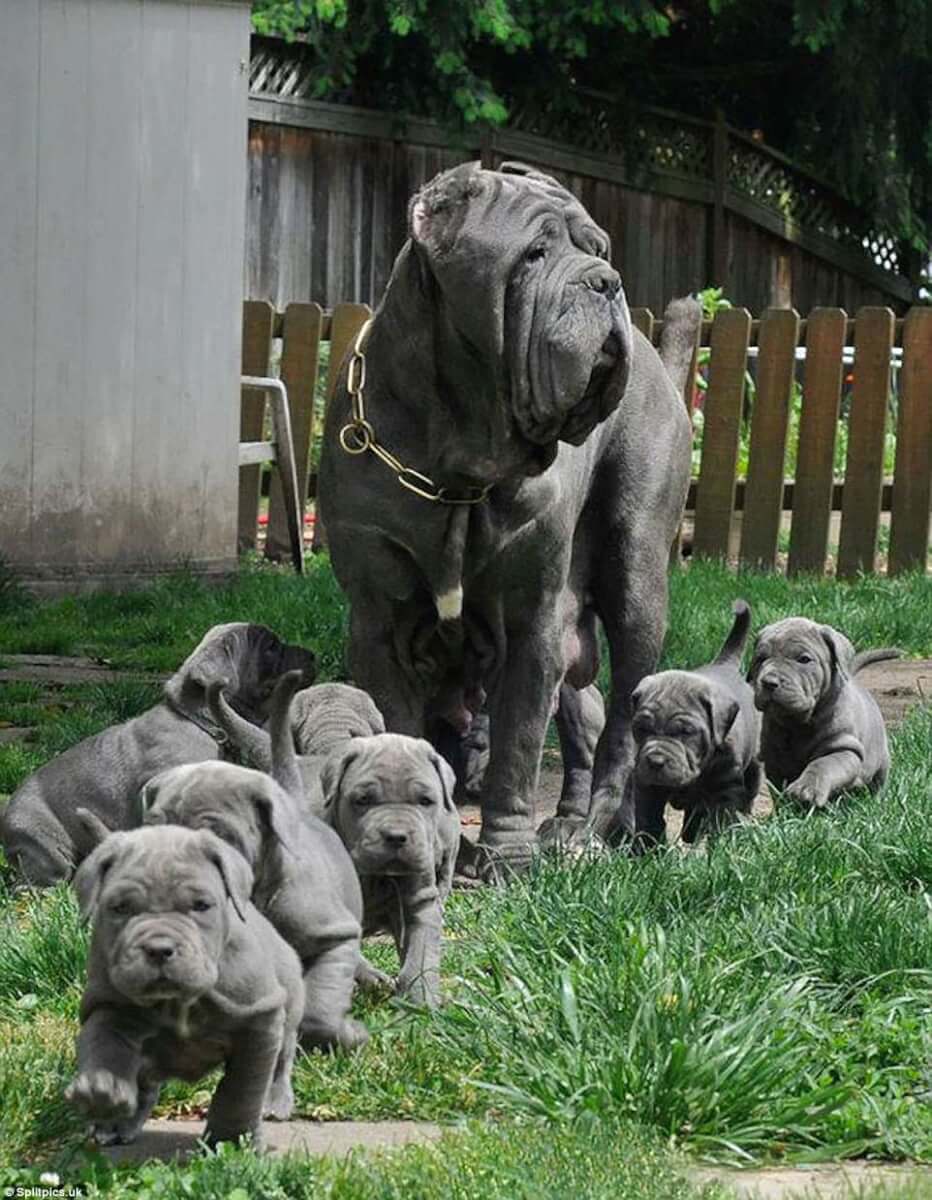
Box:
110;916;218;1002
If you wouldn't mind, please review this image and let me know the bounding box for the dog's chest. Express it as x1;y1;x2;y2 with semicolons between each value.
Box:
144;999;233;1079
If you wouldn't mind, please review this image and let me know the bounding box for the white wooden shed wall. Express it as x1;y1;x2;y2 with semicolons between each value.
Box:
0;0;251;591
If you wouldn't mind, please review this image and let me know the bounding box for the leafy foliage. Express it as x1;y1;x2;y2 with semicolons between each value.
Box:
250;1;930;253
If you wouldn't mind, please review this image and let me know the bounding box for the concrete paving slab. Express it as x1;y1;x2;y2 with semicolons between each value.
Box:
102;1118;443;1164
691;1163;932;1199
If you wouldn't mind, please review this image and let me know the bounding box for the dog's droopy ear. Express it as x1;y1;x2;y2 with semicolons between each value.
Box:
319;744;365;823
746;641;768;684
819;625;855;686
427;745;457;813
409;163;483;252
702;686;740;748
72;834;128;920
199;831;253;923
251;778;296;853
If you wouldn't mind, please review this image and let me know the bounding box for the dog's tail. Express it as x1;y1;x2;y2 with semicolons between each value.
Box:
851;647;902;674
206;683;273;771
268;670;306;802
75;807;112;849
658;296;702;397
713;599;752;668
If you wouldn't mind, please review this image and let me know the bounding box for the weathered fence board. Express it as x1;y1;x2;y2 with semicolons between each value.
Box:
739;308;800;568
837;308;896;579
888;308;932;575
266;303;324;561
786;309;848;576
238;301;275;551
692;308;752;560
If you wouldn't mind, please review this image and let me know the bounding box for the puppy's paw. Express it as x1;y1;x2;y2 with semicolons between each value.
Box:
66;1070;137;1120
87;1117;143;1146
263;1083;295;1122
785;777;829;809
204;1125;263;1153
355;960;394;993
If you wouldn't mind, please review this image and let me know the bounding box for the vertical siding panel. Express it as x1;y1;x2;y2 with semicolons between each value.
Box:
31;0;91;565
888;308;932;575
837;307;895;578
739;308;800;568
787;308;847;576
692;308;752;560
0;0;40;548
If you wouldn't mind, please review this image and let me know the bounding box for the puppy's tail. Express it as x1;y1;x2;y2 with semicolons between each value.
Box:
658;296;702;397
851;647;902;674
269;670;306;802
206;683;273;771
713;599;752;668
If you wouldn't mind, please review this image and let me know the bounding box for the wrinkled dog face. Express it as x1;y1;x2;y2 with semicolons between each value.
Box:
410;162;633;474
291;683;386;757
140;762;286;872
322;736;455;877
73;826;252;1005
632;672;738;789
749;619;853;721
166;623;316;722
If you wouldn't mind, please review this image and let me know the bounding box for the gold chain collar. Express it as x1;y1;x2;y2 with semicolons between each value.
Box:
338;319;492;505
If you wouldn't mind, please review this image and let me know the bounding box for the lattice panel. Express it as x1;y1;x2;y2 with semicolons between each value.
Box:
635;114;711;178
250;46;317;100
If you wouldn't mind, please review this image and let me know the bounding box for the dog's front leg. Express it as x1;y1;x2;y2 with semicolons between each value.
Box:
65;1007;147;1142
478;623;563;875
784;749;864;808
390;877;444;1008
205;1018;283;1149
300;938;370;1051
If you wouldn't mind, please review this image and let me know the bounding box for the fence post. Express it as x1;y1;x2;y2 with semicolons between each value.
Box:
837;307;895;579
692;307;752;561
787;309;847;576
238;301;275;553
708;108;728;287
888;307;932;575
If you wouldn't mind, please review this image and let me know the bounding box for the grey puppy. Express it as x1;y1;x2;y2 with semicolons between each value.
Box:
140;759;369;1051
749;618;899;807
285;732;460;1008
616;601;761;848
0;623;315;885
65;825;303;1149
206;673;385;808
318;160;698;875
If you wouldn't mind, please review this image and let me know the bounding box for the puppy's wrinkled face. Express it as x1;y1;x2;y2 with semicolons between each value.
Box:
292;684;386;757
141;765;265;871
749;619;843;721
631;673;714;790
327;737;449;877
82;828;234;1005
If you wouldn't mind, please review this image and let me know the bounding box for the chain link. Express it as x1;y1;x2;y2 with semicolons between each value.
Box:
338;319;491;506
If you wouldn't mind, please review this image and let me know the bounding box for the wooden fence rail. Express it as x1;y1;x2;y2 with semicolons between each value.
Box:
239;302;932;577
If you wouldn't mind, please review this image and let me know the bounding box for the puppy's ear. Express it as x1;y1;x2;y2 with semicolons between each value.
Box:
819;626;855;686
252;779;296;852
427;746;457;814
701;687;740;748
319;743;365;830
200;832;253;923
74;808;113;849
72;835;127;920
746;642;767;684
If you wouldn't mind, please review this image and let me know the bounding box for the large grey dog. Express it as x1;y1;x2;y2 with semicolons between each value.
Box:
0;623;315;885
206;672;385;809
140;759;368;1051
620;600;761;847
270;710;460;1007
66;825;303;1148
318;161;698;872
749;618;899;807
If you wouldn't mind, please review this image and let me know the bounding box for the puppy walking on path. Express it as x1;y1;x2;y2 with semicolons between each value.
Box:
66;826;303;1149
617;600;761;847
749;618;899;808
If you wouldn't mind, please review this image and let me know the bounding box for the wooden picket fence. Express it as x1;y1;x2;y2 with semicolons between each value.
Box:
240;301;932;577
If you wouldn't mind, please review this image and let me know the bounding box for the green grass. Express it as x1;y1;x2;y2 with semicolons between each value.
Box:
1;557;931;1193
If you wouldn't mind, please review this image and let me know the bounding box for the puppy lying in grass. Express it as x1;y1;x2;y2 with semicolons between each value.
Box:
616;600;761;847
0;623;315;885
749;618;899;808
66;825;303;1149
140;757;369;1051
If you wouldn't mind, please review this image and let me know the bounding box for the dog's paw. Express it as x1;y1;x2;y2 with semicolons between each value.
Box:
474;835;537;883
537;815;584;850
66;1070;137;1120
86;1118;142;1146
338;1017;370;1051
263;1084;295;1122
355;961;394;993
785;777;829;809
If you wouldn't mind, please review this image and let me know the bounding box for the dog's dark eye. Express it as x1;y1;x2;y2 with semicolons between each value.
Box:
109;900;132;917
796;653;813;664
352;793;376;808
673;720;697;736
416;795;435;808
525;244;547;263
191;899;212;913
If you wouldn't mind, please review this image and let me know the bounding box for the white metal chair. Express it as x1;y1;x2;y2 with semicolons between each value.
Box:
239;376;304;574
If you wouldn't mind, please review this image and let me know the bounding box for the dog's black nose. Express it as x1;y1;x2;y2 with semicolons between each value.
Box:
382;831;408;848
585;265;621;299
143;938;176;964
645;750;666;771
761;677;779;692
